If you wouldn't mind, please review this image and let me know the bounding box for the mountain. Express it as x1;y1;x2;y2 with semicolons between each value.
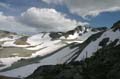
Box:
25;20;120;79
0;25;98;78
0;20;119;79
26;40;120;79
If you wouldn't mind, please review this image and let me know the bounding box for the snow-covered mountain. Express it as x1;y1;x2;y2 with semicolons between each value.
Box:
65;21;120;62
0;25;98;78
76;25;120;61
25;21;120;79
0;22;116;78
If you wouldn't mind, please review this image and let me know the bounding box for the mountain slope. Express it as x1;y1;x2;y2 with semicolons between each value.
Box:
25;21;120;79
72;21;120;61
0;25;98;78
76;29;120;61
0;22;117;78
26;41;120;79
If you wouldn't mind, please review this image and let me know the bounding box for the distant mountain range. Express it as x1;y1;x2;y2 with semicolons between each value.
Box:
0;21;119;79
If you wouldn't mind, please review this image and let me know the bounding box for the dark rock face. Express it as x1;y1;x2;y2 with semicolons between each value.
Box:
75;25;90;33
111;20;120;31
99;38;109;47
49;32;63;40
14;36;30;45
63;30;76;38
77;26;84;31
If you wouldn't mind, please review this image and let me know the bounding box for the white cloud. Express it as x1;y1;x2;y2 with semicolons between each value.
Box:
19;7;88;32
42;0;63;4
65;0;120;18
42;0;120;18
0;12;37;35
86;7;120;17
0;7;88;34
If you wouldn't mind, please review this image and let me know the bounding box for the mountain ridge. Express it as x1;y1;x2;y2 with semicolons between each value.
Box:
25;21;120;79
0;21;119;78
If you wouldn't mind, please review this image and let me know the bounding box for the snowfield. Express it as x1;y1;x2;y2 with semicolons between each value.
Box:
0;33;66;70
0;44;79;78
0;29;97;78
76;29;120;61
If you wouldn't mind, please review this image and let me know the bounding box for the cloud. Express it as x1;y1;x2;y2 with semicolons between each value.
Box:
0;12;37;34
0;2;10;9
65;0;120;18
0;7;88;34
42;0;63;4
42;0;120;18
19;7;88;32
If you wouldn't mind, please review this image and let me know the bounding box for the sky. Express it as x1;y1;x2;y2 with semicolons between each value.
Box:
0;0;120;34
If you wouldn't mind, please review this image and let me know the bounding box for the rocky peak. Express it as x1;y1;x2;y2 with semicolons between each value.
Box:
49;32;63;40
111;20;120;31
